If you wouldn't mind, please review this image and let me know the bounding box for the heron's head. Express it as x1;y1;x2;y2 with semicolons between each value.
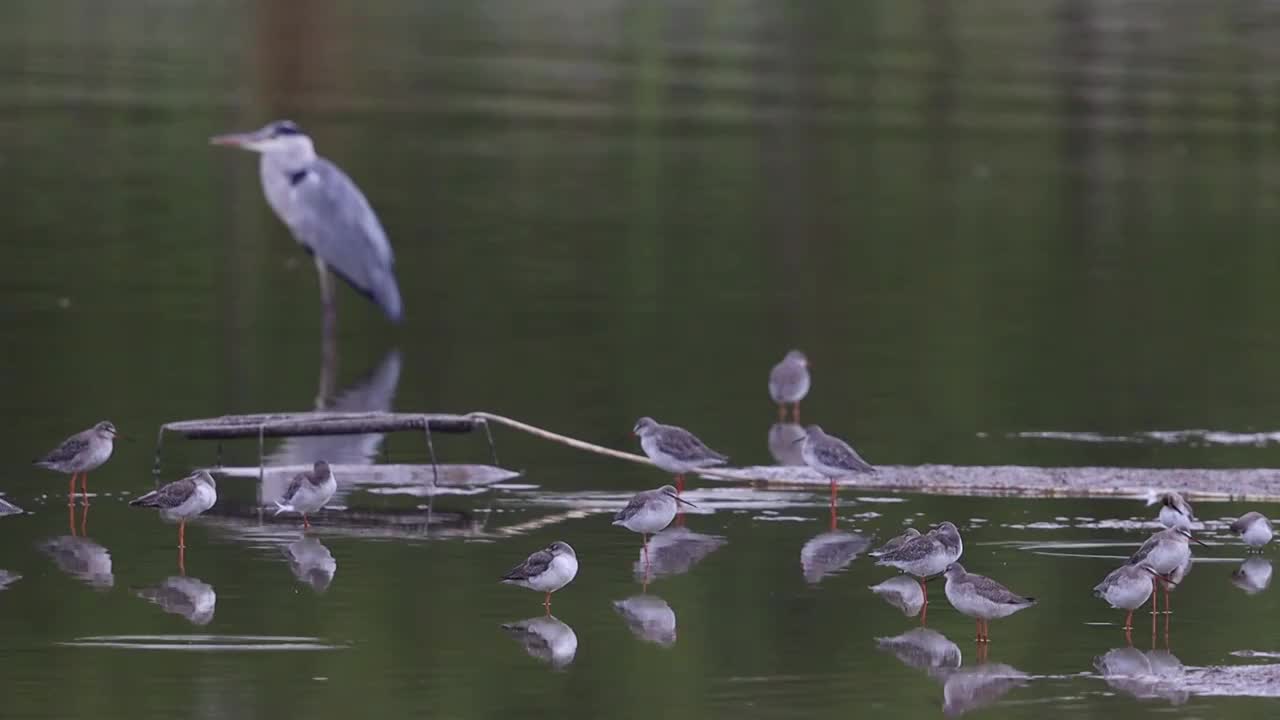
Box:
210;120;314;160
313;460;331;478
93;421;118;439
943;563;966;580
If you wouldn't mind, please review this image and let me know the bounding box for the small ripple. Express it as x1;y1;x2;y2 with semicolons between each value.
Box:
60;634;344;652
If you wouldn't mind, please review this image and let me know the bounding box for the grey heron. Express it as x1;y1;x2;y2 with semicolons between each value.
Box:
210;120;403;324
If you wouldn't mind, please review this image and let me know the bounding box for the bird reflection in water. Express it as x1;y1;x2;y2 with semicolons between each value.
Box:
501;616;577;669
1231;557;1272;595
285;536;337;593
876;628;962;672
613;595;677;647
0;570;21;591
632;527;726;586
1094;643;1188;705
40;535;113;590
800;531;871;585
876;628;1027;716
941;662;1030;717
136;576;217;625
767;423;807;466
869;576;926;619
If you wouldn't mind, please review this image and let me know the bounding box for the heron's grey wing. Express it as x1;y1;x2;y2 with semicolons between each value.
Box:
281;472;307;503
36;436;88;466
503;550;553;581
291;159;403;322
815;438;874;473
614;493;649;522
657;427;728;463
131;477;195;509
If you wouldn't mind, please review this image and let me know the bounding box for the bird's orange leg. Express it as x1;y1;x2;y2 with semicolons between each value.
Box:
68;501;77;536
80;473;90;507
68;473;77;506
178;520;186;550
1163;580;1172;615
303;513;311;530
1123;609;1134;631
792;403;801;424
675;475;684;494
777;405;787;422
1149;577;1160;614
79;503;88;537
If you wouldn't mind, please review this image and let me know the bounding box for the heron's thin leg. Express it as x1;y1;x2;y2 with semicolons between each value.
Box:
80;473;90;507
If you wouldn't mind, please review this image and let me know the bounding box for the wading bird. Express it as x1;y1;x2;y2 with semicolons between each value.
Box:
768;350;810;422
633;417;728;493
274;460;337;529
942;563;1036;643
501;541;578;613
613;485;697;562
34;421;119;505
130;470;218;550
210;120;403;325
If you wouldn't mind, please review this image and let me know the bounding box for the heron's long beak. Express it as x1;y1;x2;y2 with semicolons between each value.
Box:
667;492;697;508
1190;535;1210;547
791;437;806;445
1141;566;1176;586
209;132;256;148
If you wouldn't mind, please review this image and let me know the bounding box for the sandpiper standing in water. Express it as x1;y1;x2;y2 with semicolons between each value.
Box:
876;522;964;619
130;470;218;551
274;460;337;529
34;421;120;506
633;417;729;493
769;350;811;423
1128;527;1206;614
942;563;1036;643
1149;491;1194;531
799;425;875;508
613;485;697;563
1093;563;1160;632
1230;512;1273;550
502;541;578;614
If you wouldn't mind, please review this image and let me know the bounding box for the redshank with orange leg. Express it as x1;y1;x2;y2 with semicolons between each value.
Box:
633;417;728;493
129;470;217;550
34;421;120;506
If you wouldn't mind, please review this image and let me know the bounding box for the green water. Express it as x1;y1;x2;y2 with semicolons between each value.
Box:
3;0;1280;717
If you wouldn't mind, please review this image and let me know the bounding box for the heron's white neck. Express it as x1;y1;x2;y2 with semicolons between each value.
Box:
261;137;317;177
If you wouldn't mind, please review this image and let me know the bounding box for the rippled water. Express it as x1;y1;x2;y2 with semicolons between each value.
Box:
5;0;1280;717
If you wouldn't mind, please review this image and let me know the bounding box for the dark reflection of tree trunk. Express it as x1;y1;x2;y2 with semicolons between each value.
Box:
924;0;957;223
1056;0;1104;254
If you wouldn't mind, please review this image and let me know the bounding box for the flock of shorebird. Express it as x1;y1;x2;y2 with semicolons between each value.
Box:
504;350;1276;643
15;349;1278;643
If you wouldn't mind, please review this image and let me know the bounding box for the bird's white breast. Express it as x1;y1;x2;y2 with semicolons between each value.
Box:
530;553;579;593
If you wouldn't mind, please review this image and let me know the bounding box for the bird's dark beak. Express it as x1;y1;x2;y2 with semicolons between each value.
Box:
1190;534;1210;547
667;492;697;508
791;437;805;445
